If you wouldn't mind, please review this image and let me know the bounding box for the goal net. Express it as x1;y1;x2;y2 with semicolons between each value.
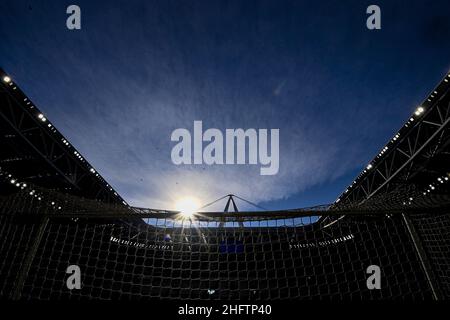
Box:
0;186;449;300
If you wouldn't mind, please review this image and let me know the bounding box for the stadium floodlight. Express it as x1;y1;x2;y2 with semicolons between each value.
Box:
3;76;11;83
175;197;200;219
366;164;373;170
414;106;425;116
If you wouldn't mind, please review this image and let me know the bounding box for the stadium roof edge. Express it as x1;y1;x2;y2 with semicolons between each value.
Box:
334;70;450;205
0;67;128;206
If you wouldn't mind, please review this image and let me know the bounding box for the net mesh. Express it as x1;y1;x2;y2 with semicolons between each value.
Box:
0;187;448;300
408;213;450;297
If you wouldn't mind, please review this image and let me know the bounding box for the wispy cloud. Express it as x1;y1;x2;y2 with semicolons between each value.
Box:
50;65;357;210
2;0;448;210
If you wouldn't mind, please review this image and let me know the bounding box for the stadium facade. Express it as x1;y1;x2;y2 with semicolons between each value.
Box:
0;67;449;300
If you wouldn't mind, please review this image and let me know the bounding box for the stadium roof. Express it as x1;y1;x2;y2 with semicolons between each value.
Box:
0;67;127;206
334;71;450;209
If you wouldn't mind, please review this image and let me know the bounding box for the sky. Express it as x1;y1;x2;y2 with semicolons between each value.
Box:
1;0;450;211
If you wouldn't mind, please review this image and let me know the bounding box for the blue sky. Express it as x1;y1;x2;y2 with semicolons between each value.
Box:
1;0;450;211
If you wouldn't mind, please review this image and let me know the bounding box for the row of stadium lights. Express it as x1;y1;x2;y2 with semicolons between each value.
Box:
111;233;357;250
6;173;62;210
110;236;173;250
423;175;449;196
364;106;425;172
338;73;450;203
402;174;450;206
2;74;128;207
290;234;355;248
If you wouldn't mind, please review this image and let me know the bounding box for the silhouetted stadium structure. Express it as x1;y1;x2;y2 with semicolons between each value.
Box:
0;67;449;300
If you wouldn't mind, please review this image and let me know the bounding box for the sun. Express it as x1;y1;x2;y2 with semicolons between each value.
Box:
175;197;201;219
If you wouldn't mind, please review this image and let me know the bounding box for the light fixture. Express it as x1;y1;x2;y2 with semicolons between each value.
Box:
366;164;373;170
3;76;11;83
414;106;424;116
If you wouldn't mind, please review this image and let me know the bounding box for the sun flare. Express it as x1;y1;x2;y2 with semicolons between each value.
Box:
175;197;201;219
